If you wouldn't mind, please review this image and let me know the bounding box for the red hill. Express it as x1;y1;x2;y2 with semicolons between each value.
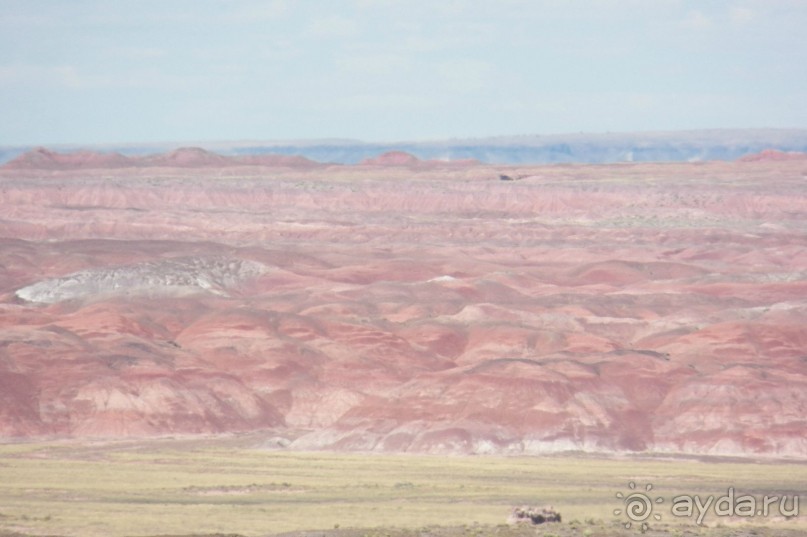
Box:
2;147;324;170
738;149;807;162
146;147;230;167
4;147;133;169
361;151;422;166
361;151;481;167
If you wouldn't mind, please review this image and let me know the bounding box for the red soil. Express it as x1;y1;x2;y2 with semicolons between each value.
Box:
0;157;805;457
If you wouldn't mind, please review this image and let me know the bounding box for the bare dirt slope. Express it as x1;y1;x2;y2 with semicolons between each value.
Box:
0;150;805;456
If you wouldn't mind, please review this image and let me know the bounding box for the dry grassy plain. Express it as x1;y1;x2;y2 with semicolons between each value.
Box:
0;436;804;537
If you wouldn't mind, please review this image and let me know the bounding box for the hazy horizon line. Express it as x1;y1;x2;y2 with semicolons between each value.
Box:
5;126;807;150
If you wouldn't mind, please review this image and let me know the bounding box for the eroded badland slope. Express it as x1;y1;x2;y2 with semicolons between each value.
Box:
1;151;805;456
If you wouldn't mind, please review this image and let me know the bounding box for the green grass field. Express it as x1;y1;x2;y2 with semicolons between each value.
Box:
0;435;804;537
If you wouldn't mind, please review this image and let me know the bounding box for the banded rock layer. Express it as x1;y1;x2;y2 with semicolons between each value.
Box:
1;158;805;456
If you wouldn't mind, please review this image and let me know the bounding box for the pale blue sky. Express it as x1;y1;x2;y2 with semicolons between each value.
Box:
1;0;806;145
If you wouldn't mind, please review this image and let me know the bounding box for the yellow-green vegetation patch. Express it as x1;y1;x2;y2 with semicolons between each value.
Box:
0;439;804;537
